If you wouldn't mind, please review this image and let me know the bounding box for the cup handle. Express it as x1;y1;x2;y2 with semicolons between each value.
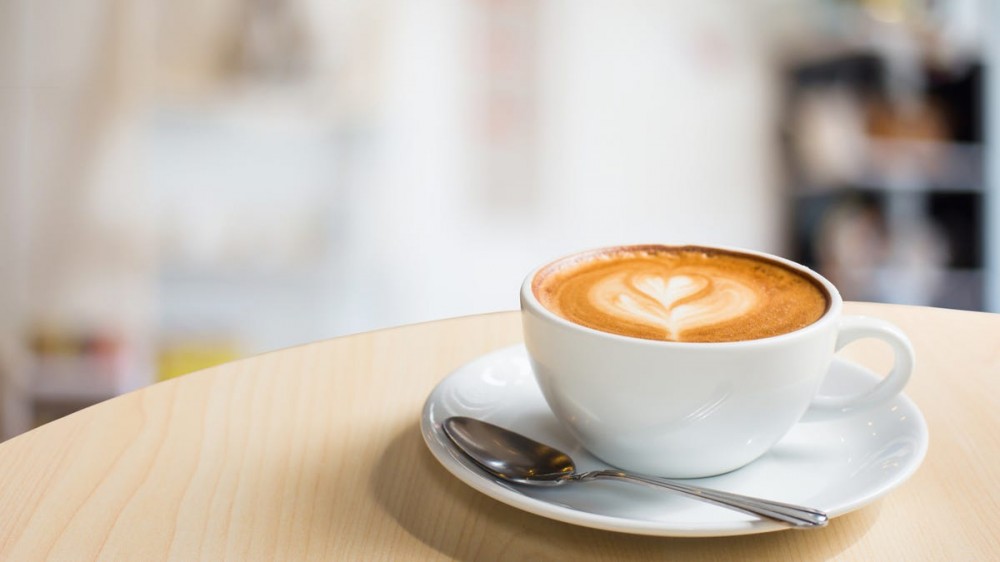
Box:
801;315;915;422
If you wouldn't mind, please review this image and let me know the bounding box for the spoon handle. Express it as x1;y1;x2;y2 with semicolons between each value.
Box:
583;470;829;528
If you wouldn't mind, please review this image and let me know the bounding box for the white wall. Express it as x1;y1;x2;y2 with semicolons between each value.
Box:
320;0;782;338
4;0;785;355
536;1;780;252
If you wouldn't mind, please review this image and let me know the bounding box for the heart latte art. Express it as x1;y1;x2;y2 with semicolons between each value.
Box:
597;273;756;340
533;247;829;343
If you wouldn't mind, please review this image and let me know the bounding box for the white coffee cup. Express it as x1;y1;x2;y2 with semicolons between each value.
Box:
520;245;914;478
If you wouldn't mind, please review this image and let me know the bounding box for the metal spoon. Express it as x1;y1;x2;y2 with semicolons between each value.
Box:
442;416;828;528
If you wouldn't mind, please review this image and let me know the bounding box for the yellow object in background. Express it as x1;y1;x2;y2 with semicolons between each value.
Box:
157;340;241;381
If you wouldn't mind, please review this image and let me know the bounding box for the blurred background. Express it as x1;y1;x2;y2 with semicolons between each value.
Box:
0;0;996;438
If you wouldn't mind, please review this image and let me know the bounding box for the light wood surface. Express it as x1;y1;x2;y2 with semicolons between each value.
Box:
0;303;998;561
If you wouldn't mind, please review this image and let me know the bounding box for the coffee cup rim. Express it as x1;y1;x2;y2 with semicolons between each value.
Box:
520;243;843;348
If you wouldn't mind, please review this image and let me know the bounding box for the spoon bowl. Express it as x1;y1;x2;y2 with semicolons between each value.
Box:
442;416;828;529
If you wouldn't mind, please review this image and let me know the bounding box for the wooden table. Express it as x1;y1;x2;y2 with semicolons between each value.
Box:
0;303;997;560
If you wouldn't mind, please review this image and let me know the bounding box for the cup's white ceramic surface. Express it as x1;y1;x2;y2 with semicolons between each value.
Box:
520;245;914;478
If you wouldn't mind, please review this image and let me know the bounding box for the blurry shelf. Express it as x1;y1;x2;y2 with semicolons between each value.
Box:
932;268;984;307
823;266;983;311
795;139;983;195
159;264;328;285
30;357;121;403
862;139;982;192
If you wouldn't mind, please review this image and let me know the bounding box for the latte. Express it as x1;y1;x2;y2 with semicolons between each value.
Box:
532;245;829;343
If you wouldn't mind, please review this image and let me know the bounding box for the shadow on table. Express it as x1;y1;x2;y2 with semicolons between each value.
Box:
369;421;881;561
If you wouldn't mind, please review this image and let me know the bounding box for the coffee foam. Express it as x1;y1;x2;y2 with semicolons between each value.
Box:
533;246;829;343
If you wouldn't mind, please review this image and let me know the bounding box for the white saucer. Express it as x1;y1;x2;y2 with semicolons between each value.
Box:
421;345;928;537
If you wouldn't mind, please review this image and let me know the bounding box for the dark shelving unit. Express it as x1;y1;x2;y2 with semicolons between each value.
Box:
782;48;985;310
